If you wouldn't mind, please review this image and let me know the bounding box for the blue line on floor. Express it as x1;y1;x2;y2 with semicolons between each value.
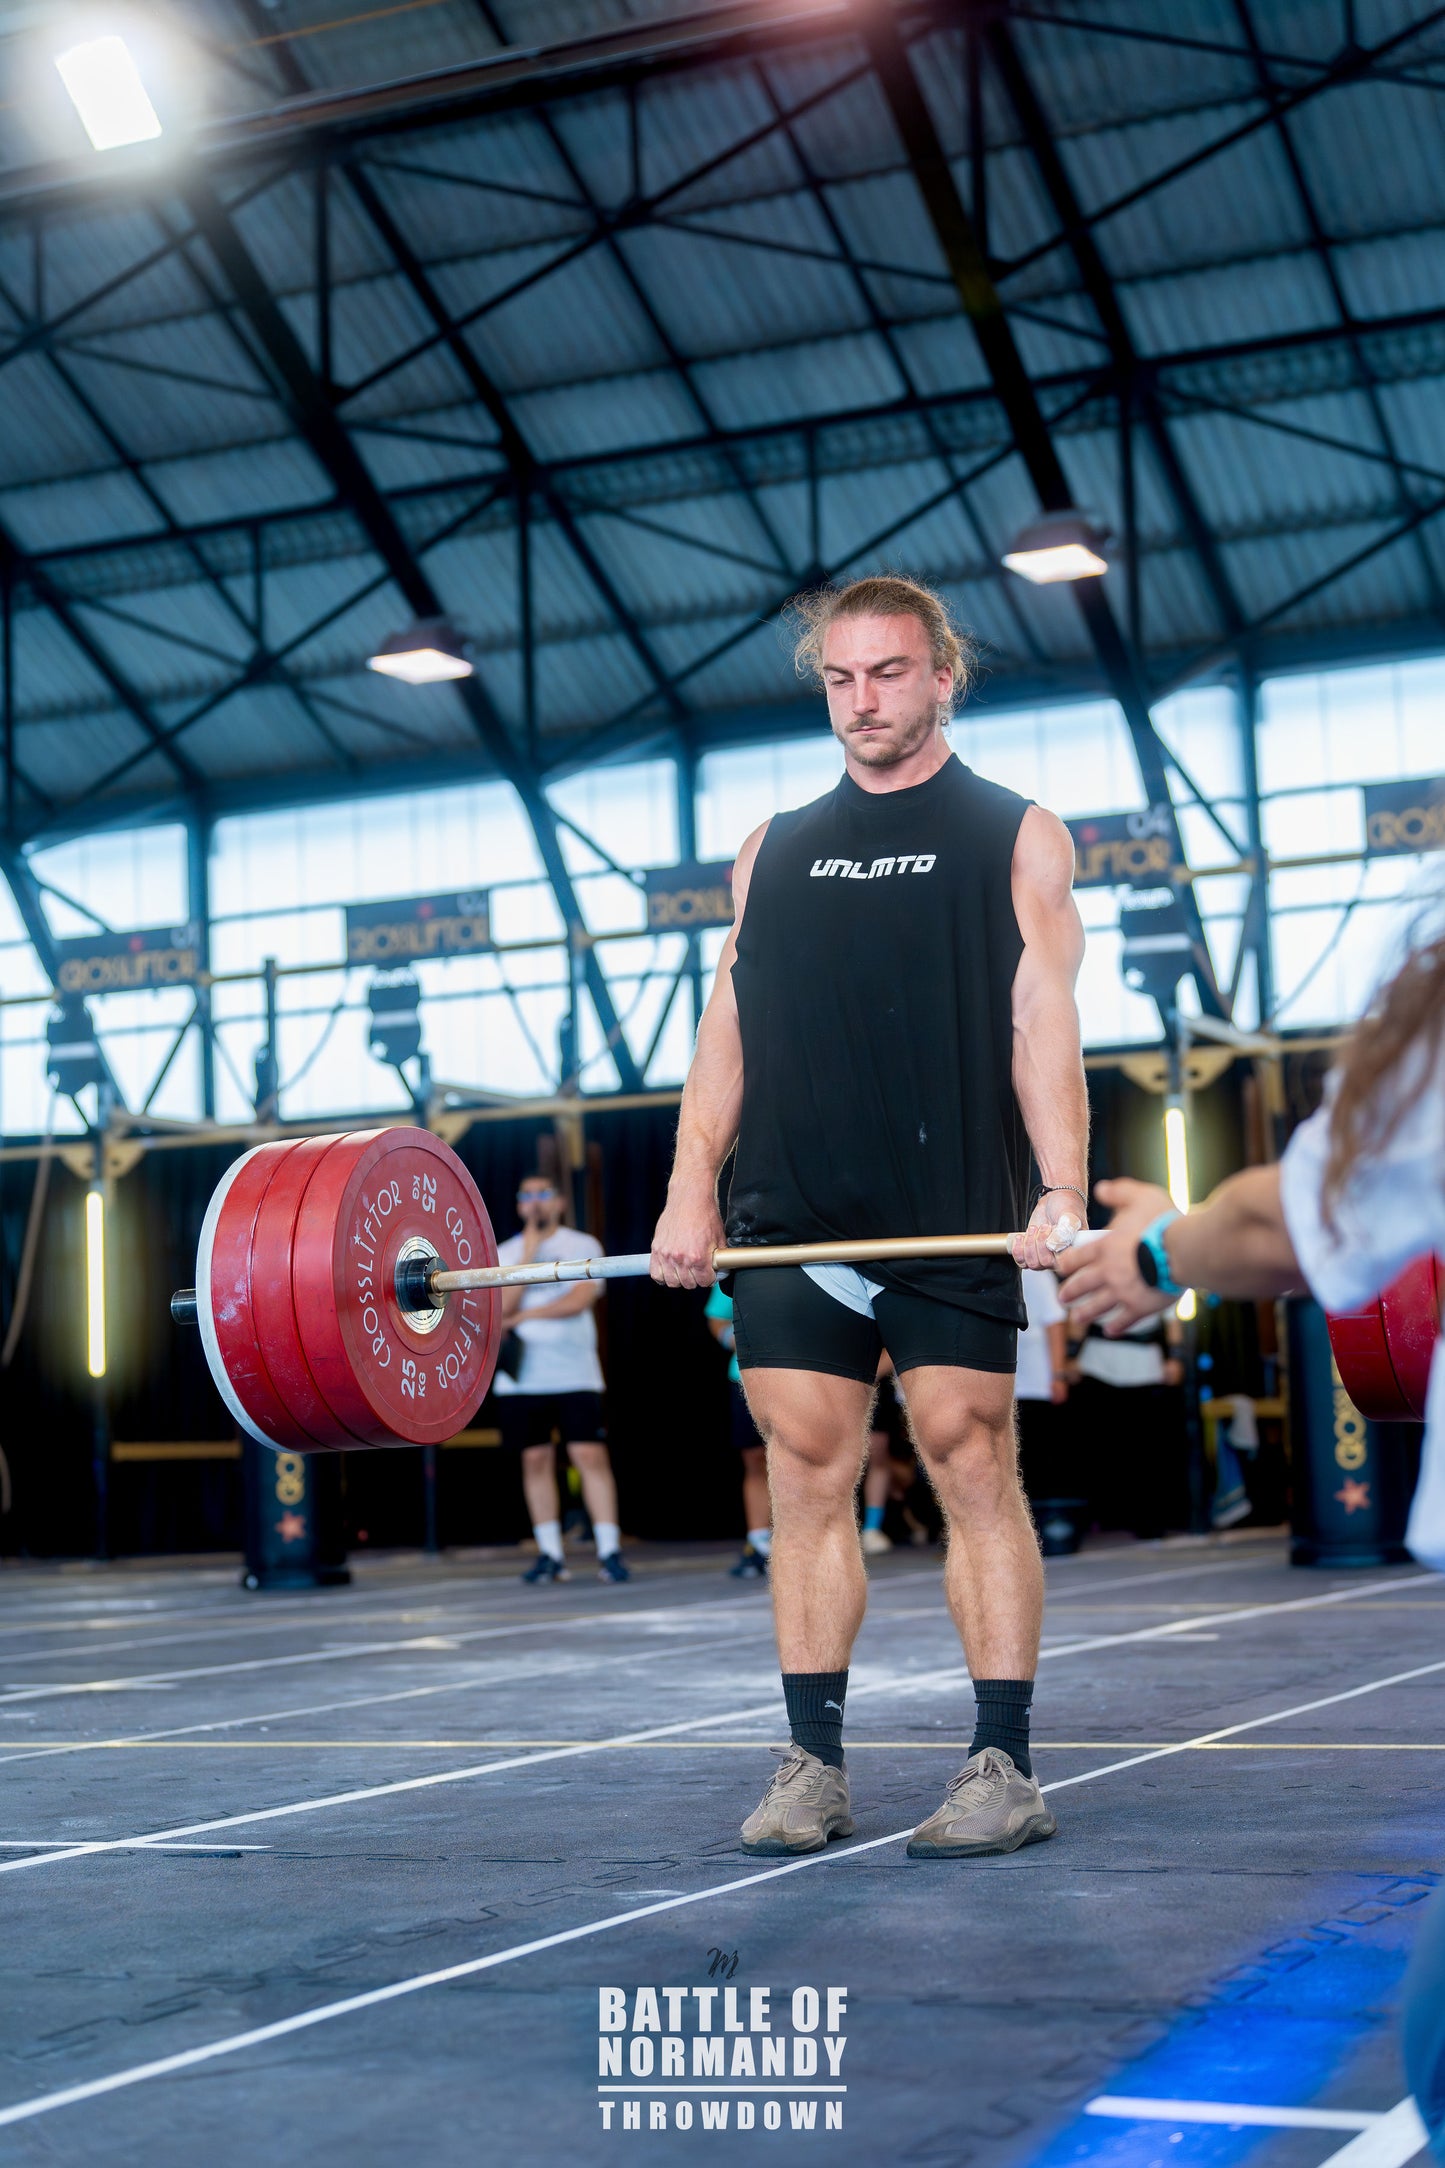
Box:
1029;1872;1441;2167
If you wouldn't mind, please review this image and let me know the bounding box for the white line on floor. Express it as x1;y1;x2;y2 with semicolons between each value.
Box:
0;1550;1273;1683
0;1573;1433;1878
1316;2100;1431;2166
0;1570;580;1641
1085;2097;1381;2130
0;1841;273;1852
0;1567;807;1669
0;1592;790;1707
0;1639;1434;2133
0;1554;1283;1766
0;1628;787;1772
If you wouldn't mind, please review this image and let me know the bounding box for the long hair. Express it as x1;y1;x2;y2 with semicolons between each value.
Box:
1323;924;1445;1225
788;574;977;722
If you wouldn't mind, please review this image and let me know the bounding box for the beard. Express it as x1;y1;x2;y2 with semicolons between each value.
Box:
834;699;941;767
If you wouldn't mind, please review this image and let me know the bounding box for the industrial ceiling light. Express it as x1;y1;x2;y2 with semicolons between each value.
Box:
367;619;474;685
1002;511;1109;585
54;34;163;150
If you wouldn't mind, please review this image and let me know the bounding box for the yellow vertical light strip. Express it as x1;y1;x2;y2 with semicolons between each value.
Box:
85;1188;106;1379
1163;1103;1191;1211
1162;1102;1197;1321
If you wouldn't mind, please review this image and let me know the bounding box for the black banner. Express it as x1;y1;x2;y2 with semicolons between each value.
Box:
55;922;202;994
242;1442;349;1591
1362;775;1445;858
1286;1300;1417;1568
644;860;735;930
345;891;492;964
1067;806;1178;889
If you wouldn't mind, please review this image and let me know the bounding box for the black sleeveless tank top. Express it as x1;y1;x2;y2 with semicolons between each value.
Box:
726;755;1031;1323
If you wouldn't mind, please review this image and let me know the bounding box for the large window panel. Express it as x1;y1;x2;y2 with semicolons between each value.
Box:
1258;656;1445;795
593;931;692;1089
1153;686;1245;810
696;735;843;858
550;760;679;873
29;825;188;935
953;698;1141;818
1258;658;1444;1028
211;782;544;923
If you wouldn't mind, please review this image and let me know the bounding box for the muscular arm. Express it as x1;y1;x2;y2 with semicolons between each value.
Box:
650;823;768;1289
1009;805;1089;1270
1055;1167;1304;1332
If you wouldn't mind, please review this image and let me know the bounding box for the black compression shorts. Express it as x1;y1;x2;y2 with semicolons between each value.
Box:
731;1268;1017;1383
496;1391;606;1449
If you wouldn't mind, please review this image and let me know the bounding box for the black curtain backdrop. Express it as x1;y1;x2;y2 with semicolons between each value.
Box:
0;1067;1256;1559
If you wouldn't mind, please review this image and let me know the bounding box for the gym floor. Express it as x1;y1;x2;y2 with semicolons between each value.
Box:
0;1535;1439;2166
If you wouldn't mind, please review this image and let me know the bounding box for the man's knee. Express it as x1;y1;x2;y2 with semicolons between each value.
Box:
761;1422;866;1506
913;1414;1021;1502
567;1441;609;1470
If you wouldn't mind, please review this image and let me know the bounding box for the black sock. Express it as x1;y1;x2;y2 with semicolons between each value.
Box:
970;1678;1034;1776
782;1671;849;1768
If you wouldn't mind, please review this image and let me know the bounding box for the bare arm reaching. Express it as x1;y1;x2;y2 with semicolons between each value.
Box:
1055;1168;1304;1332
650;822;769;1289
1008;805;1089;1271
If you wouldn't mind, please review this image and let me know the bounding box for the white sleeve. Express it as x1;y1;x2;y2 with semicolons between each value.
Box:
1279;1053;1445;1315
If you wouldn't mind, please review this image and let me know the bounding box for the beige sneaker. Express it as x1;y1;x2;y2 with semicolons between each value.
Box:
861;1525;892;1556
906;1747;1056;1859
740;1745;855;1856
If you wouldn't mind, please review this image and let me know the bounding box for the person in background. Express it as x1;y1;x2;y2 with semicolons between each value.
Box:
1014;1266;1074;1548
495;1173;630;1585
1055;922;1445;2155
862;1357;906;1555
1070;1308;1186;1541
706;1282;771;1578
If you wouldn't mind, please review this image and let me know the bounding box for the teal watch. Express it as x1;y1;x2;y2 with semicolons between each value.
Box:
1136;1209;1184;1298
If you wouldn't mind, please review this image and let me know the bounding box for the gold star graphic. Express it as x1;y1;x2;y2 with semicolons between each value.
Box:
1335;1479;1371;1515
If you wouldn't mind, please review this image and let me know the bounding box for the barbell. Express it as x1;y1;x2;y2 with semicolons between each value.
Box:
170;1125;1440;1452
172;1125;1019;1452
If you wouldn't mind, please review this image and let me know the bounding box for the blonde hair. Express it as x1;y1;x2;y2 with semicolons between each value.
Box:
1323;924;1445;1230
789;575;977;720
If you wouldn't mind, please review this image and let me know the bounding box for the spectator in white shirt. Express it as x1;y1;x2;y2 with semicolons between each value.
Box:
495;1173;629;1585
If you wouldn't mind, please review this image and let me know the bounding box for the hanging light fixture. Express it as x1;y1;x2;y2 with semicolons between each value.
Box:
54;35;163;151
1002;511;1109;585
367;619;474;685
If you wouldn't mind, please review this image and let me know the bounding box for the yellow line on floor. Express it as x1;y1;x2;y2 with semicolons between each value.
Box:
11;1737;1443;1751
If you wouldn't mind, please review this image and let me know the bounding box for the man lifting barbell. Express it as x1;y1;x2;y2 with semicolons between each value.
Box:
650;574;1091;1861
